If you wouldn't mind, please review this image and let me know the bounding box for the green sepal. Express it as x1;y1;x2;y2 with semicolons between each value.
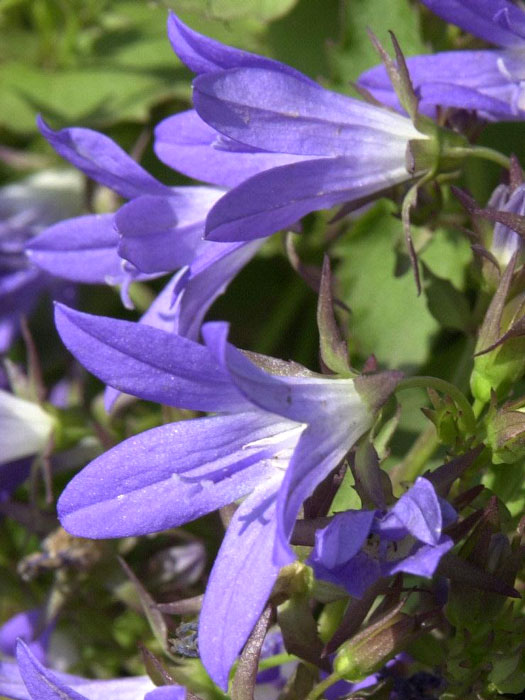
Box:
317;255;354;376
277;594;328;669
352;438;393;510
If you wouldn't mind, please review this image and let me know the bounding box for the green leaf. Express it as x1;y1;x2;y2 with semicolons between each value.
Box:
420;226;472;291
170;0;299;23
329;467;361;514
334;201;439;369
0;61;189;133
277;594;326;667
423;265;472;332
328;0;425;85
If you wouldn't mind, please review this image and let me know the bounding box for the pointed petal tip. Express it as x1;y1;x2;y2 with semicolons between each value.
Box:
36;113;49;133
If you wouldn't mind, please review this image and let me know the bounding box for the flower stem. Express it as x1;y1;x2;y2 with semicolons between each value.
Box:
389;424;439;488
396;376;476;435
305;671;342;700
257;652;298;672
448;146;511;171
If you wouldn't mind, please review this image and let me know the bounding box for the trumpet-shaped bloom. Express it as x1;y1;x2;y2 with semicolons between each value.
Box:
157;13;427;243
308;477;456;598
32;119;262;342
31;118;224;288
359;0;525;121
0;640;184;700
53;303;401;689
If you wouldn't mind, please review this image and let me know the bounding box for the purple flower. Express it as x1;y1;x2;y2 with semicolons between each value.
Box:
156;13;428;244
30;119;219;292
0;640;185;700
53;303;401;689
0;610;54;665
31;118;263;342
0;170;83;351
359;1;525;121
308;477;456;598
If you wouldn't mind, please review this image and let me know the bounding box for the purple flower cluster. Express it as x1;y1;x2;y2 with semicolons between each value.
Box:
4;2;522;699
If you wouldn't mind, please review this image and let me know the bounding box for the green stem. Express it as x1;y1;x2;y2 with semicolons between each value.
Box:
448;146;511;171
472;397;487;420
390;424;439;487
396;376;476;436
257;653;298;672
305;671;342;700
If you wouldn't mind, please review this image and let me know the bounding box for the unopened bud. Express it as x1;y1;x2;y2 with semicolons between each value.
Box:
334;607;420;681
421;388;470;448
471;259;525;405
485;397;525;464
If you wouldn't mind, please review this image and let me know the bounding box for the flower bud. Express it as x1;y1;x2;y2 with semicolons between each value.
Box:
485;397;525;464
470;254;525;406
421;388;470;449
333;606;422;682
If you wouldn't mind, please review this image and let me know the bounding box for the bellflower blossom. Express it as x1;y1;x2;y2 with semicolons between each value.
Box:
30;119;263;343
0;640;185;700
359;0;525;121
53;303;401;689
0;169;83;351
154;13;430;243
308;477;456;598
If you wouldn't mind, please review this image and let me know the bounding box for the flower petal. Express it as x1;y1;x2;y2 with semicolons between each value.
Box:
16;641;87;700
386;477;443;545
199;482;282;690
27;214;124;284
383;536;454;578
309;510;376;569
116;188;223;273
274;421;366;565
172;240;262;340
419;0;525;47
54;304;248;412
15;640;158;700
102;273;186;412
0;610;52;664
167;11;312;81
419;81;517;119
37;117;169;200
309;550;381;599
203;321;370;424
154;110;308;188
203;157;410;242
359;50;517;120
145;688;186;700
58;412;290;538
193;68;419;156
